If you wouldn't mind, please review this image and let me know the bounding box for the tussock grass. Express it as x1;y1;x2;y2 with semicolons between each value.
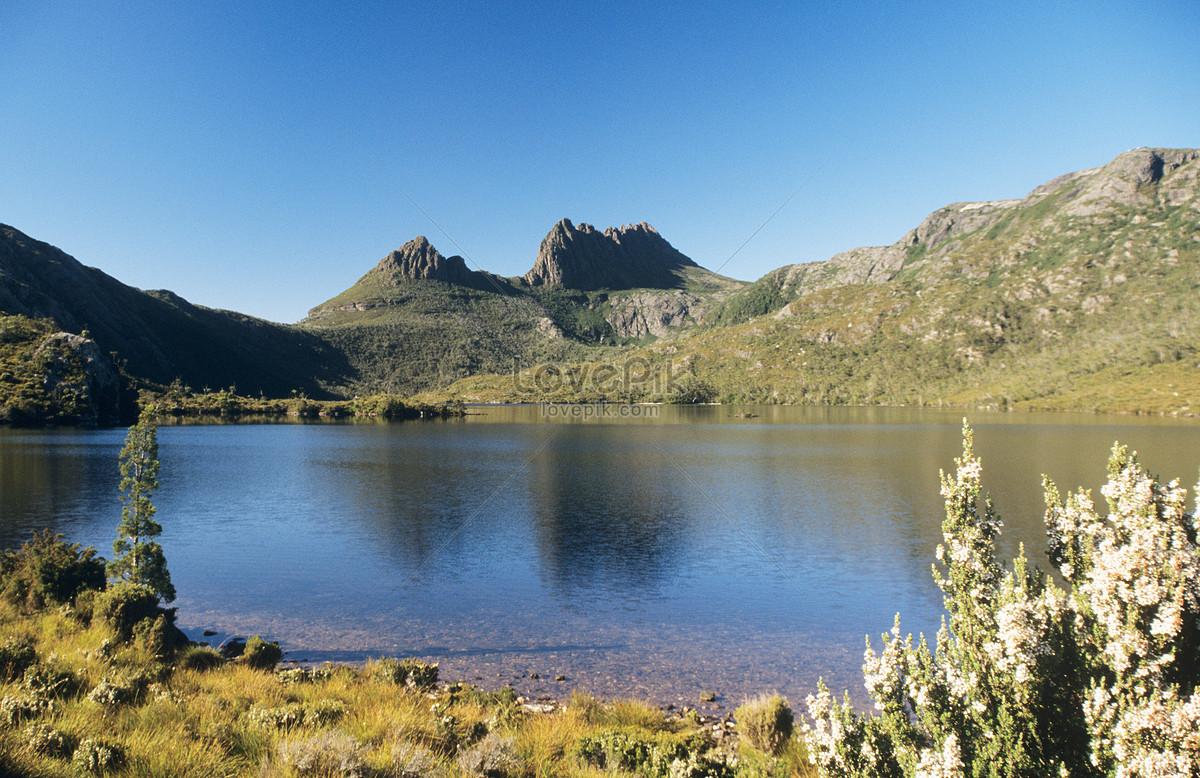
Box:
0;600;819;777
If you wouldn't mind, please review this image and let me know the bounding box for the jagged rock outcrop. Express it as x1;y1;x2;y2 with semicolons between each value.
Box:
523;219;699;290
604;290;710;338
33;332;124;425
369;236;477;286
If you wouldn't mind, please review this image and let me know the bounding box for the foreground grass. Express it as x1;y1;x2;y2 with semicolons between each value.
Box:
0;601;815;778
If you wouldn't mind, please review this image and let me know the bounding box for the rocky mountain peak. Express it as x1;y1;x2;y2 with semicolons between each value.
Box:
523;218;699;290
369;236;474;286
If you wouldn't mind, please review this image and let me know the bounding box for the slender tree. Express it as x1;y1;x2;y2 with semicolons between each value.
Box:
108;407;175;602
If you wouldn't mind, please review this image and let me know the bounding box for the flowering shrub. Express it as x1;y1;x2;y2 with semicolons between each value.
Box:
802;423;1200;777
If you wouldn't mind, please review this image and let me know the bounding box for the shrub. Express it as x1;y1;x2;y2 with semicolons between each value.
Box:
575;728;730;778
368;657;439;689
457;732;520;778
24;722;74;758
0;530;105;612
0;692;52;727
95;581;167;642
802;424;1200;777
132;613;180;660
242;636;283;670
735;694;794;756
387;740;443;778
249;703;307;730
0;636;36;682
22;661;79;700
177;644;223;672
71;737;125;775
86;674;146;707
276;729;368;777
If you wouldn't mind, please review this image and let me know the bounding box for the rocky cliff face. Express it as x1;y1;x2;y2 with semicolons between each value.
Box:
369;236;477;286
604;290;712;338
523;219;699;290
33;332;124;425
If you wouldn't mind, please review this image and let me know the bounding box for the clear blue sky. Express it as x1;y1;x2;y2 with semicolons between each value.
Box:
3;1;1197;324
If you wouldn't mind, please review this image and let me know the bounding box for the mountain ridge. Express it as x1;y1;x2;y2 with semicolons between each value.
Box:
4;146;1199;418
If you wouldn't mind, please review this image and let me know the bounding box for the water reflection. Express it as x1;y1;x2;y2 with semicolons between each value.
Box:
527;427;688;599
3;408;1200;708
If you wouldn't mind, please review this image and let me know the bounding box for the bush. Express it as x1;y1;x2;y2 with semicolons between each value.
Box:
367;657;439;689
86;672;149;707
71;737;125;775
0;530;105;612
276;729;368;777
132;613;185;660
24;722;74;758
0;636;36;682
0;692;52;727
457;732;520;778
95;581;167;641
735;694;794;756
242;636;282;670
177;645;223;672
249;703;307;730
802;424;1200;777
22;661;79;700
387;741;442;778
575;728;730;778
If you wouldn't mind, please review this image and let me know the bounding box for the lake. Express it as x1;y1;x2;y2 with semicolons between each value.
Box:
3;405;1200;711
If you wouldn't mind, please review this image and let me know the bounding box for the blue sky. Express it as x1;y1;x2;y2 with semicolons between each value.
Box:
3;1;1197;323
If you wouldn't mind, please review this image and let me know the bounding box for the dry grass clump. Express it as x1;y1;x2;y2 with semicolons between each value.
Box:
734;693;794;756
0;592;820;777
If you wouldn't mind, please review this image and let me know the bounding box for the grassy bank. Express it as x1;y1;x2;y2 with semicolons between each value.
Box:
0;532;813;778
0;599;813;777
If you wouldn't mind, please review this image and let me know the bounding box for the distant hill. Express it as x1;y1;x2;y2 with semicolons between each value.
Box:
300;221;744;394
5;147;1200;417
433;148;1200;415
0;224;350;399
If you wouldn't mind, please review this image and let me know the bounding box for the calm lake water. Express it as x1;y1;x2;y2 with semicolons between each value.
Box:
3;405;1200;710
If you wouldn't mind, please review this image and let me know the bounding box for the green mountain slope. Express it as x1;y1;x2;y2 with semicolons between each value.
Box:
0;225;351;399
5;147;1197;416
435;148;1200;414
300;222;744;394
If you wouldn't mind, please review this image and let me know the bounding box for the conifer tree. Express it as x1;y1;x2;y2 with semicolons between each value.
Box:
108;407;175;602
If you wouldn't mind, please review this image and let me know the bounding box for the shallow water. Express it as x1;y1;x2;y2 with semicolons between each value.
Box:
3;405;1199;710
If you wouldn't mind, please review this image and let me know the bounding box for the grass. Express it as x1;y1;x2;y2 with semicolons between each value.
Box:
0;598;817;777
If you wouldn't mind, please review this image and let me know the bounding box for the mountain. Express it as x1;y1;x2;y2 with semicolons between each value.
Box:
0;224;350;399
300;221;744;394
523;219;700;290
6;147;1199;417
434;148;1200;414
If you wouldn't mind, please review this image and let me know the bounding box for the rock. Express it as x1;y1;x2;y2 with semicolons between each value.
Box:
699;691;716;702
604;290;709;337
555;675;566;682
32;332;124;425
523;219;699;290
369;236;477;287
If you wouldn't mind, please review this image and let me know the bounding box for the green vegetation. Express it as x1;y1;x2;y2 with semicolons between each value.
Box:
0;587;818;777
804;425;1200;776
109;410;175;604
734;695;794;757
6;150;1200;421
0;314;129;426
